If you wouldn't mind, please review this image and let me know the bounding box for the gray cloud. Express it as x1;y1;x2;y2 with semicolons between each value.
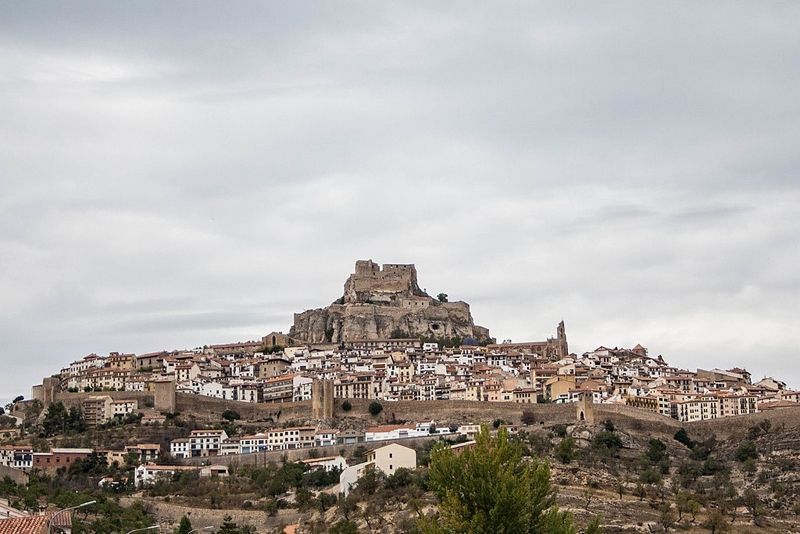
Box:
1;2;799;401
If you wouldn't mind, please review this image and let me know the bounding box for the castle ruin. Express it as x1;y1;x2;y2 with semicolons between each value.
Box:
289;260;491;344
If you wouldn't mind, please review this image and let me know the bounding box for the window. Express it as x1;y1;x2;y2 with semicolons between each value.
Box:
389;453;393;458
389;465;393;470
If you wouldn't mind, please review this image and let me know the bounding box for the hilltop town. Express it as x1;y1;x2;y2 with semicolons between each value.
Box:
31;261;797;424
2;260;799;532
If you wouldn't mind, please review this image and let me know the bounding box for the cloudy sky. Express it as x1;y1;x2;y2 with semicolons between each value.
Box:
1;2;799;402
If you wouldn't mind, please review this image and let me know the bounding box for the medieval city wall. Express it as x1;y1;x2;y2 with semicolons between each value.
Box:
51;388;799;439
54;390;153;408
687;405;800;437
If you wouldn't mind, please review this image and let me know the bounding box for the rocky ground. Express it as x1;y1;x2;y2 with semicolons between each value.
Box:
133;409;800;533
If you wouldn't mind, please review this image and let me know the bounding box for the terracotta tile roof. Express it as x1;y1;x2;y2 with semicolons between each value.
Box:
0;516;45;533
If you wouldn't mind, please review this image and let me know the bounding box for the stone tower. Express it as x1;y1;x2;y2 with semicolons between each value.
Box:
311;379;334;419
576;392;595;424
33;377;62;407
556;320;568;359
154;379;176;413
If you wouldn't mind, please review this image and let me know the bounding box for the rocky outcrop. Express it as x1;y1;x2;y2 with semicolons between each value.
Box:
289;260;490;343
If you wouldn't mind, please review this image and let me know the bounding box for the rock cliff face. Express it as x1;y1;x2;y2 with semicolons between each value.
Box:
289;260;491;343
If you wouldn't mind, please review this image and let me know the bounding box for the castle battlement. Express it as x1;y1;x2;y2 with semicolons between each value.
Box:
344;260;423;305
354;260;416;277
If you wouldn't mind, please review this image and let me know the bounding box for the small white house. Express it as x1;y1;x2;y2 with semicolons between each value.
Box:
301;455;347;472
169;438;190;459
340;443;416;496
134;464;197;488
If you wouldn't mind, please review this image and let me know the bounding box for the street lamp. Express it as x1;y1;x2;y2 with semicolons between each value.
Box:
48;500;96;534
188;528;214;533
125;526;160;534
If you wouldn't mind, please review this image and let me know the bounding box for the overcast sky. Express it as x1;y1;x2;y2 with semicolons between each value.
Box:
1;2;799;403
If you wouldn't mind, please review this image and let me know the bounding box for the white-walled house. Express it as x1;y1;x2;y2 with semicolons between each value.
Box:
170;438;190;459
340;443;416;496
314;429;338;447
293;375;313;401
301;455;347;472
199;381;236;400
364;425;428;442
135;464;228;487
135;464;198;487
187;429;228;457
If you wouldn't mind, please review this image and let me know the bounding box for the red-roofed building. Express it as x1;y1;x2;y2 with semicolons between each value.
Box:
0;511;71;533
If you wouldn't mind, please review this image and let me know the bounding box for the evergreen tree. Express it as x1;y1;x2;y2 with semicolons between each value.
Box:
42;402;68;436
175;516;192;534
419;426;575;533
217;515;255;534
368;401;383;416
329;520;358;534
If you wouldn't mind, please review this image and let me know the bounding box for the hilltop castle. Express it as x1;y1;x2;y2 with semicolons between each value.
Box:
288;260;491;344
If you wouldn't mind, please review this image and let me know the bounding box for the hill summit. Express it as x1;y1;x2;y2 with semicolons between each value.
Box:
289;260;491;344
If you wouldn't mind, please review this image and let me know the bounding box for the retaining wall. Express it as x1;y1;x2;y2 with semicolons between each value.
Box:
181;434;449;468
0;465;28;485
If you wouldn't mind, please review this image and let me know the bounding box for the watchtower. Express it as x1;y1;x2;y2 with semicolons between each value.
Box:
311;379;334;419
154;379;176;413
576;392;595;424
36;377;61;407
354;260;380;276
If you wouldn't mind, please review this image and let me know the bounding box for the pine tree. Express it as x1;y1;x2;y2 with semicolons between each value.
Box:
175;516;192;534
418;426;575;533
217;515;255;534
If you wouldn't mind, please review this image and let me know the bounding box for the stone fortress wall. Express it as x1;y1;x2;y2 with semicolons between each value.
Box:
44;387;800;442
345;260;424;304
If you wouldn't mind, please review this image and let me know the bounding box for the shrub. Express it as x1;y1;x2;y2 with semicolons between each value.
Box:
330;520;358;534
640;468;662;485
385;467;413;490
585;515;602;534
742;458;757;474
368;402;383;416
592;431;622;455
690;436;716;461
735;440;758;462
603;419;616;432
341;400;352;412
222;409;240;422
176;516;193;534
520;410;536;425
659;503;676;530
264;499;278;516
646;439;668;464
673;428;695;449
555;437;576;464
702;509;729;533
